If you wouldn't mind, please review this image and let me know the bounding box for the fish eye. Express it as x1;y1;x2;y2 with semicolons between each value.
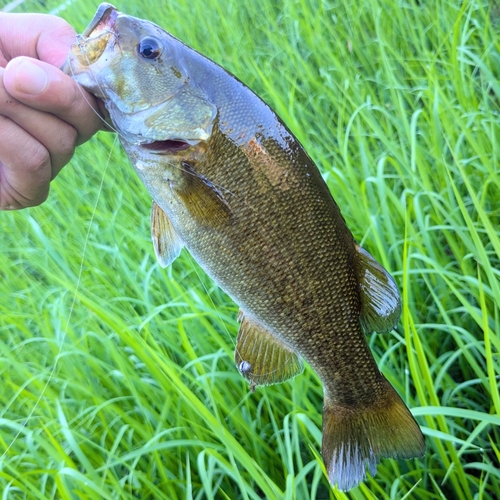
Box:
138;37;162;60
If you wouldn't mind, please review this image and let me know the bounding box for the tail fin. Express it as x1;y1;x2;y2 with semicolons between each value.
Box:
321;378;425;491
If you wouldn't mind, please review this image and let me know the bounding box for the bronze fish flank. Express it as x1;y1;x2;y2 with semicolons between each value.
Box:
65;3;425;490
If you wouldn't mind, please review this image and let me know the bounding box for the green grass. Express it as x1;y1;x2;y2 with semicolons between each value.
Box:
1;0;499;498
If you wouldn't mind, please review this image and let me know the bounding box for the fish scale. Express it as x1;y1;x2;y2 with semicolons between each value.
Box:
65;3;425;491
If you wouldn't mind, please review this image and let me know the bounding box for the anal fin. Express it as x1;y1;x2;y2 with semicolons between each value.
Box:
151;201;184;268
354;245;401;334
235;310;303;388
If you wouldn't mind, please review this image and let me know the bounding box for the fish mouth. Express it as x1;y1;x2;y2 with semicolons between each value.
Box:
139;139;191;154
83;3;119;38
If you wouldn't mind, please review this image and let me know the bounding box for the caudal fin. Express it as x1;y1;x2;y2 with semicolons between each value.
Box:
321;378;425;491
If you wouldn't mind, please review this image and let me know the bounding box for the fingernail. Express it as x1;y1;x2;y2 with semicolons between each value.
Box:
9;59;49;95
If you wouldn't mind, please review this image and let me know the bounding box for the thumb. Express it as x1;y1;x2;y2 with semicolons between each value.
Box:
4;57;49;96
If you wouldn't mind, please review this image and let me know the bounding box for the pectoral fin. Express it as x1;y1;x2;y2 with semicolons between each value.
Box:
151;201;184;267
175;162;232;226
354;245;401;334
235;310;303;388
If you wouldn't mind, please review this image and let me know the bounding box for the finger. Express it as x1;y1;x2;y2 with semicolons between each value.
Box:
3;57;105;144
0;85;76;180
0;13;76;68
0;115;51;209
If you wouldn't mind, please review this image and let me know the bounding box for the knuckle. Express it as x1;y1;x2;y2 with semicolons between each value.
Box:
0;188;23;210
24;143;50;178
58;82;82;112
58;126;78;158
50;126;77;175
49;16;76;43
53;17;75;34
0;170;49;210
22;188;49;208
33;188;49;206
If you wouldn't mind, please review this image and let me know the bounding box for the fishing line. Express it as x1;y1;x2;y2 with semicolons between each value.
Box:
184;252;236;349
182;253;266;410
183;252;298;385
1;135;117;459
67;39;240;202
66;38;247;378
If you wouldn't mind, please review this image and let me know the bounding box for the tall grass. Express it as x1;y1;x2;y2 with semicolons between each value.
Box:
1;0;499;498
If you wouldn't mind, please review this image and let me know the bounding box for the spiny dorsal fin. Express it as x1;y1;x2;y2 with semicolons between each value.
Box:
151;201;184;268
235;310;303;388
354;245;401;334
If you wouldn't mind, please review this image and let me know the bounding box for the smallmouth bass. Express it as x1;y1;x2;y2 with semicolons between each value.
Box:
65;3;425;490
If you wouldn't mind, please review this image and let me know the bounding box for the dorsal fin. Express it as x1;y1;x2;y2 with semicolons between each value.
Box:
235;310;303;388
151;201;184;267
354;245;401;334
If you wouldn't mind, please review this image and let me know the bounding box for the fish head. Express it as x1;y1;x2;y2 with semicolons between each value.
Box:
64;3;216;151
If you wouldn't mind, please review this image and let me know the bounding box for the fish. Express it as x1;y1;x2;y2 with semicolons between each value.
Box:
64;3;425;491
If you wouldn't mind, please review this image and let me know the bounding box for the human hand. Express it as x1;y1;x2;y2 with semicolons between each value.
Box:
0;12;104;210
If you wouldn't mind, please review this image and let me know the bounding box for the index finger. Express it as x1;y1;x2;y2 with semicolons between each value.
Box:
0;12;76;68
